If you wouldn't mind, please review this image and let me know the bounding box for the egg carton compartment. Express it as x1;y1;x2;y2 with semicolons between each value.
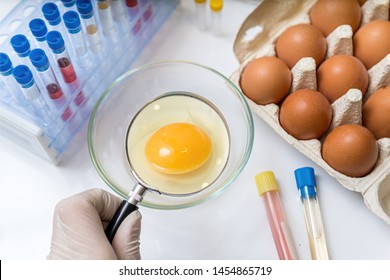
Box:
231;0;390;224
0;0;178;164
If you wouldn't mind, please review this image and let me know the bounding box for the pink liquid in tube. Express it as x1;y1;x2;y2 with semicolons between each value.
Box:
255;171;297;260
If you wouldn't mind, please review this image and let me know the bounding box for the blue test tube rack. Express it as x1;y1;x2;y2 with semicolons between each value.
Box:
0;0;178;164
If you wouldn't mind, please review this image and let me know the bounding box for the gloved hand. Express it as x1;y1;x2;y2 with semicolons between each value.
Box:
47;188;141;260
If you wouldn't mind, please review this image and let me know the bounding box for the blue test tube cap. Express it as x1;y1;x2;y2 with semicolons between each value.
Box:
29;49;49;71
0;52;13;75
294;167;317;199
42;2;61;26
29;18;48;41
76;0;94;19
46;31;65;51
13;65;34;88
10;34;31;57
63;11;81;33
61;0;76;7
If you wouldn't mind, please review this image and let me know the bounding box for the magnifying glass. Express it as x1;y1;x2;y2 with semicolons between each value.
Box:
105;92;230;242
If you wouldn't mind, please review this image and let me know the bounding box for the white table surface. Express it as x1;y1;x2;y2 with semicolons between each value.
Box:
0;0;389;260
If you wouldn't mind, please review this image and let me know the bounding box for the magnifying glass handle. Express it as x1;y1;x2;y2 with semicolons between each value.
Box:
105;184;147;243
105;200;138;243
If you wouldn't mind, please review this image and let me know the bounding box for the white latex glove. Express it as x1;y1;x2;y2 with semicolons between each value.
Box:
48;188;141;260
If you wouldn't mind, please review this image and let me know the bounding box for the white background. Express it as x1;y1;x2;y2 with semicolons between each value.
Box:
0;0;389;260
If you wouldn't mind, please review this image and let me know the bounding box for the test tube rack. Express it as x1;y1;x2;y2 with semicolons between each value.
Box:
0;0;178;164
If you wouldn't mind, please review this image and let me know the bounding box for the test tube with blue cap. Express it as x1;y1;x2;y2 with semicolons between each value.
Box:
46;30;85;106
29;18;51;54
42;2;68;37
29;48;73;122
294;167;329;260
10;34;34;68
76;0;103;53
13;65;51;124
0;52;29;108
61;0;76;8
63;11;89;66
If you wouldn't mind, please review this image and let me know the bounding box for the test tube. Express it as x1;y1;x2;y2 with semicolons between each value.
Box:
46;30;85;106
29;49;73;122
125;0;139;21
194;0;206;30
63;11;89;63
210;0;223;35
13;65;51;123
10;34;32;64
294;167;329;260
0;52;29;107
255;171;298;260
42;2;68;37
110;0;127;27
76;0;104;53
29;18;49;51
97;0;118;40
61;0;76;8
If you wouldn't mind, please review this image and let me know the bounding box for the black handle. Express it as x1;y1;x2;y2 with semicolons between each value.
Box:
105;200;138;243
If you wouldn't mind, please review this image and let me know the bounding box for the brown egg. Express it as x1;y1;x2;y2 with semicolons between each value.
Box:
362;86;390;139
309;0;362;36
317;55;369;103
353;20;390;69
240;56;291;105
275;24;327;68
322;124;378;177
279;89;332;140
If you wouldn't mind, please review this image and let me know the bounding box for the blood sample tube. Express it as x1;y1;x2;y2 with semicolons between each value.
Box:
76;0;103;53
63;11;88;60
46;30;85;106
42;2;68;36
13;65;51;123
125;0;139;21
97;0;117;39
0;52;29;108
29;49;73;122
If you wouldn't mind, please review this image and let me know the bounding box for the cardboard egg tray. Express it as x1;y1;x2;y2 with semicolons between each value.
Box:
231;0;390;224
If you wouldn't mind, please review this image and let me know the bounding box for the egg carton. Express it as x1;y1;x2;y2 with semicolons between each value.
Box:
231;0;390;224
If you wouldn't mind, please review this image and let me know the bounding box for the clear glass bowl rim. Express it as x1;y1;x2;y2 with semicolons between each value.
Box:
87;60;254;210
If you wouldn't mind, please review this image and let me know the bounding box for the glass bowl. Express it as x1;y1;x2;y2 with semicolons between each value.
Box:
88;61;254;210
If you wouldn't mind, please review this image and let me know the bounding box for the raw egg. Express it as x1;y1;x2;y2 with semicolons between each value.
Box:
240;56;291;105
353;20;390;69
362;86;390;139
275;23;327;68
279;89;332;140
317;55;369;103
321;124;378;177
309;0;362;36
126;93;230;195
145;122;212;174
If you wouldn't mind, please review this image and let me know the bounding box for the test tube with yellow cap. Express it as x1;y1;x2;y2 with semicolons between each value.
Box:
255;171;297;260
194;0;206;30
210;0;223;35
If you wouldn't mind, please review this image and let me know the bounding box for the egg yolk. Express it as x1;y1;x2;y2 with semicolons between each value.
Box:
145;122;212;174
